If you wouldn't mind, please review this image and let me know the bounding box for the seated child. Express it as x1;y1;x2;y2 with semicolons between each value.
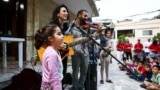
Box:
156;56;160;65
149;57;157;68
119;57;127;71
140;65;160;89
129;61;146;81
144;64;152;82
126;60;139;75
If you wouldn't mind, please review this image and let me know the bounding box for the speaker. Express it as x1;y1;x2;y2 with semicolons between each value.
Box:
85;32;98;90
85;61;97;90
1;68;41;90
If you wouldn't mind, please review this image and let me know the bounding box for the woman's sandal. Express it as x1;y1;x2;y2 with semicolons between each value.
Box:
106;80;113;83
140;84;146;89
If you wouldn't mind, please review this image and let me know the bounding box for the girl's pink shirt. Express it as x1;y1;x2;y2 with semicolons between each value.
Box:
42;46;63;90
150;62;157;68
128;63;135;71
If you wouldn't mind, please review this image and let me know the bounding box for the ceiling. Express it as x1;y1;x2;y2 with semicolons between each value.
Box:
53;0;99;17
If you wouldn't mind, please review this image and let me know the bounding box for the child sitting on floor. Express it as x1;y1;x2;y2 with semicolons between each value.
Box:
129;61;146;81
144;64;152;82
126;60;139;75
118;57;128;71
140;65;160;89
149;57;157;68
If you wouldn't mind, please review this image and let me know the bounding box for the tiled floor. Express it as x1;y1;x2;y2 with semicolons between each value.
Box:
97;59;145;90
62;58;145;90
0;58;145;90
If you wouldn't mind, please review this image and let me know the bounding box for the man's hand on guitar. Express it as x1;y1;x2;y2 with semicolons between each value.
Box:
59;43;68;51
74;37;84;41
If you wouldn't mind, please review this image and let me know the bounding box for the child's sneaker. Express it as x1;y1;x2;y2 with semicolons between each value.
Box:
100;80;104;84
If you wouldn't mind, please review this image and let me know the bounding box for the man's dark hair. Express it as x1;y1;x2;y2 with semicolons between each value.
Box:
145;63;151;68
77;9;88;17
139;61;144;65
152;40;158;45
153;65;160;70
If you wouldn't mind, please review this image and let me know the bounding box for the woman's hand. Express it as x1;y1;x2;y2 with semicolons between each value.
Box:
95;23;104;32
105;46;111;51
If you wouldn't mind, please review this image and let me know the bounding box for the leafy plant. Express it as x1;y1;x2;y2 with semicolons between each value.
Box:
153;33;160;41
118;34;126;42
127;33;134;37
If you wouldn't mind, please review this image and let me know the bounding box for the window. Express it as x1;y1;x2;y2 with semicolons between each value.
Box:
143;30;152;36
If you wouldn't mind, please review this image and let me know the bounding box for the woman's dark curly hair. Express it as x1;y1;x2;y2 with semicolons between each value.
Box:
49;4;70;26
34;24;58;50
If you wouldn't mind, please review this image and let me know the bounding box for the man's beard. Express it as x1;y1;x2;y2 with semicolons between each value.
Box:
80;18;87;25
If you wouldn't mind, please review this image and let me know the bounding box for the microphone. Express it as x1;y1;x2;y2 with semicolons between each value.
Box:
65;19;75;35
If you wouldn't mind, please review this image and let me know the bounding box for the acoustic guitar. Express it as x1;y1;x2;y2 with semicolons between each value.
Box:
36;30;101;64
61;32;100;60
36;35;74;61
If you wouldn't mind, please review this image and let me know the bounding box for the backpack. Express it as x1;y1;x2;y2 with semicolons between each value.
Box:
2;68;42;90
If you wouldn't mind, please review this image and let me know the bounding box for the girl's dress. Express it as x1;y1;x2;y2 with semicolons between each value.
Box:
41;46;63;90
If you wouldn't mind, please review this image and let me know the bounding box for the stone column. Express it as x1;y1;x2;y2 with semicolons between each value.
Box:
26;0;39;61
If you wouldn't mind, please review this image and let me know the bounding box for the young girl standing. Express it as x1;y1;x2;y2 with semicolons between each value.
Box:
35;24;64;90
99;30;113;84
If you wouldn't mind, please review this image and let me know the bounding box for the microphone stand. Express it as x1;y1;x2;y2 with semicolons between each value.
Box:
65;19;76;35
74;25;139;79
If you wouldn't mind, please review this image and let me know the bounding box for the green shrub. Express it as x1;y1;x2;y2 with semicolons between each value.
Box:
118;34;126;42
153;33;160;41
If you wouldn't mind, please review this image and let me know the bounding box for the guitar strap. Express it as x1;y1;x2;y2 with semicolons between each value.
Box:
65;19;76;35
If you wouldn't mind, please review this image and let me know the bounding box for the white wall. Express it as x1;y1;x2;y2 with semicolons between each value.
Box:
112;19;160;55
115;19;160;44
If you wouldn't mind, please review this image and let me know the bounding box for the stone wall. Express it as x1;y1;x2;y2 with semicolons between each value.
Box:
39;0;57;28
26;0;75;61
26;0;39;61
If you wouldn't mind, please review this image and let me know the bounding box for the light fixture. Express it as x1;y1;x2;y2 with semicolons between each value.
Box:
20;4;24;9
3;0;9;2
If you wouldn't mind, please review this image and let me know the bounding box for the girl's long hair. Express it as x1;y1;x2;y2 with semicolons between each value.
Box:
34;24;58;50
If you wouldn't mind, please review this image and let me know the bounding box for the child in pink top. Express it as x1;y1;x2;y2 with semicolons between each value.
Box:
149;58;157;68
128;60;139;72
35;24;64;90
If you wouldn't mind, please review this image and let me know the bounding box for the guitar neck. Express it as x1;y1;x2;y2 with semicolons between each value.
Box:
67;37;88;47
67;31;100;47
